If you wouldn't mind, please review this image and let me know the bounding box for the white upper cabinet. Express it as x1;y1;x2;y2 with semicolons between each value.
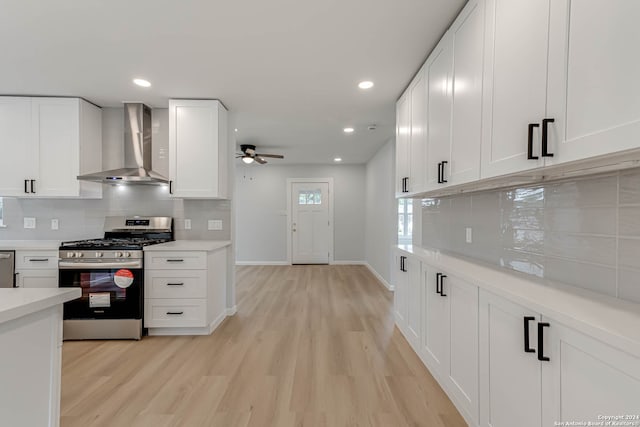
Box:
409;70;427;194
168;99;228;199
395;94;411;197
425;34;453;191
546;0;640;166
480;0;550;178
449;0;484;186
0;97;102;198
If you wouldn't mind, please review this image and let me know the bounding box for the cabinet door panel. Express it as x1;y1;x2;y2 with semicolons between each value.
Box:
0;97;36;196
405;256;421;349
547;0;640;165
479;291;542;427
448;275;479;423
409;71;427;194
542;320;640;425
34;98;80;197
450;0;484;186
395;95;411;196
481;0;548;178
426;36;453;190
423;269;448;371
393;253;408;330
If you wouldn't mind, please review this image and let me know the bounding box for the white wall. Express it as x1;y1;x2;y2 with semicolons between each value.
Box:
364;139;396;288
235;164;366;263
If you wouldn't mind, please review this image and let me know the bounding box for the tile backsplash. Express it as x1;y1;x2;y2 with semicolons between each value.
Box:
0;185;231;241
422;169;640;304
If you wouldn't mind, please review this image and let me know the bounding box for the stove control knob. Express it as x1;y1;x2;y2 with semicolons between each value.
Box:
75;252;84;258
95;252;103;258
115;252;123;258
124;252;131;258
67;252;75;258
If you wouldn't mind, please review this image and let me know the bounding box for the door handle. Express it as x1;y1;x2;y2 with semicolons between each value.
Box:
537;322;550;361
541;118;555;157
440;161;448;183
527;123;540;160
439;274;447;297
523;316;536;353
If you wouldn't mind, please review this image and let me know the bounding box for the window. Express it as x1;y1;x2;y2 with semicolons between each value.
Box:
298;189;322;205
398;198;413;244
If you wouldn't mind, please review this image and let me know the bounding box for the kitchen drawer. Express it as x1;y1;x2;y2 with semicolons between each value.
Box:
144;251;206;270
145;270;207;299
144;299;206;328
15;251;59;269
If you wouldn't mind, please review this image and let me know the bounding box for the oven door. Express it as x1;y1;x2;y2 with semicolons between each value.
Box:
59;262;143;320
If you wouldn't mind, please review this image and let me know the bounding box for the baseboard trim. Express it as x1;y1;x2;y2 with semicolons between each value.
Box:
147;310;228;336
235;261;289;266
365;262;394;291
330;260;366;265
226;306;237;316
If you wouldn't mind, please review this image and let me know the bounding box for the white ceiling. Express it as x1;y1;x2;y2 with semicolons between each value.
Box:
0;0;465;164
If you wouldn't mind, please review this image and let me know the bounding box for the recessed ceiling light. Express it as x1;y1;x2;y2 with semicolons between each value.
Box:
234;128;238;132
343;127;354;133
358;81;374;89
133;78;151;87
334;157;342;162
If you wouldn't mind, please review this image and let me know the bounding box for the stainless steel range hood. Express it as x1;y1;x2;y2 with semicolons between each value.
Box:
77;103;169;184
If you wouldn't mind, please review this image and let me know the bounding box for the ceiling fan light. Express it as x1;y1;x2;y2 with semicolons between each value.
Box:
242;156;254;164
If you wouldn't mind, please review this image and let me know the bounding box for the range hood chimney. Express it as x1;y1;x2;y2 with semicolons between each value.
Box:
77;103;169;184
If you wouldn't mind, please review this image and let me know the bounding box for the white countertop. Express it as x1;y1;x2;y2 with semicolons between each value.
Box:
0;288;80;324
397;244;640;357
0;240;60;250
144;240;232;252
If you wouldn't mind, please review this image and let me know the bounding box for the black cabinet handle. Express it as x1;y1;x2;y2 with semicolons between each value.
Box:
166;311;184;315
537;322;550;361
437;162;442;184
523;316;536;353
528;123;540;160
436;272;442;294
439;274;447;297
166;259;184;263
400;256;406;272
30;179;36;193
542;118;555;157
28;258;49;262
169;180;173;194
24;179;29;194
401;177;409;193
166;283;184;286
441;161;448;183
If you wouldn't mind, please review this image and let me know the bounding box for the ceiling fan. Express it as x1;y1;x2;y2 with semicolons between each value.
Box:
236;144;284;164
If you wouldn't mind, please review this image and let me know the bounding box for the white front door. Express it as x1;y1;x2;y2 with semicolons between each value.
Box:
291;182;330;264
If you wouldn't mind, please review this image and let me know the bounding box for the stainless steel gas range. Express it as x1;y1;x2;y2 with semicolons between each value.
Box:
58;216;173;340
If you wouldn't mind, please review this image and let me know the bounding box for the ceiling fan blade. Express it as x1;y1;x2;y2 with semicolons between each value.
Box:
255;157;267;164
255;153;284;159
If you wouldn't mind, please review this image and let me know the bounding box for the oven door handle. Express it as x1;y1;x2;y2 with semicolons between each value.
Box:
59;261;143;269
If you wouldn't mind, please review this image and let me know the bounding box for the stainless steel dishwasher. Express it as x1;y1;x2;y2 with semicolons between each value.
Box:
0;251;15;288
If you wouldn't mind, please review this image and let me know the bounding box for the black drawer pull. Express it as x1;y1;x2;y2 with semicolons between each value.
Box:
28;258;49;262
167;311;184;315
542;118;554;157
537;322;550;361
166;259;184;262
166;282;184;286
523;316;536;353
527;123;540;160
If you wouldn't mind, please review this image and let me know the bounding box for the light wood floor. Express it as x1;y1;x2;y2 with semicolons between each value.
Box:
60;265;466;427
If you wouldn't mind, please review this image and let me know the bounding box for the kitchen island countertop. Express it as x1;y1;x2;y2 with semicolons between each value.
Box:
0;288;80;324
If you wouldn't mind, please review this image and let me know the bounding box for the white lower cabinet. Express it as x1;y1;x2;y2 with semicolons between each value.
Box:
422;265;479;425
144;246;227;335
480;289;640;427
14;250;58;288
